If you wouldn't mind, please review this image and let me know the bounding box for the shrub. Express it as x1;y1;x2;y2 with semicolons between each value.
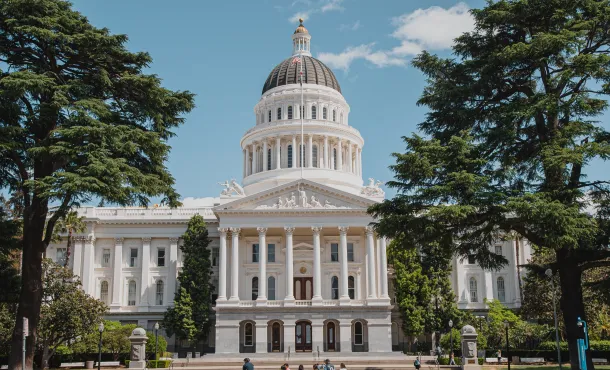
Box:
538;340;610;352
124;360;130;367
478;358;484;365
148;359;171;368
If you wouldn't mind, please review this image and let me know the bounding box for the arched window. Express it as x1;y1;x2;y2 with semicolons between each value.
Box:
312;106;317;119
156;280;164;305
268;276;276;300
312;145;318;168
252;277;259;300
333;148;337;170
469;277;478;302
244;322;254;346
354;322;363;345
100;281;109;304
288;106;293;120
323;107;328;120
333;110;336;122
277;107;282;120
331;276;339;299
268;110;271;122
267;148;272;170
497;277;506;302
301;106;305;118
287;145;293;168
128;280;136;306
348;276;355;299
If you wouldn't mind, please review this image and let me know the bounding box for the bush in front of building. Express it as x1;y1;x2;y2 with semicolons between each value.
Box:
538;340;610;352
148;359;172;368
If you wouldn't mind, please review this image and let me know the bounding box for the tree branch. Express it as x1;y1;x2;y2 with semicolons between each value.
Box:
43;193;73;247
580;260;610;271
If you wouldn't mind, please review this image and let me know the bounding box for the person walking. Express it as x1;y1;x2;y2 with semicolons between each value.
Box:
339;363;347;370
243;358;254;370
414;357;421;370
449;352;456;365
298;365;305;370
496;349;502;364
323;359;335;370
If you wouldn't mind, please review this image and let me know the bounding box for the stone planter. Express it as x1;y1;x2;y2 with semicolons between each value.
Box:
85;360;94;369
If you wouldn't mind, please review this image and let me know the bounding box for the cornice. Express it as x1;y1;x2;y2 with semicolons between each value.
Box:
241;121;363;147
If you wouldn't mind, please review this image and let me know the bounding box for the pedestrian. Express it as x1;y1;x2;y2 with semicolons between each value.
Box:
323;359;335;370
497;349;502;364
243;358;254;370
414;357;421;370
281;366;286;370
339;363;347;370
449;352;456;365
284;363;291;370
299;366;305;370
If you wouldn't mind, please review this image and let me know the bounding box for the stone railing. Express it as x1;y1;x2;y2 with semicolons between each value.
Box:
267;301;282;307
295;300;312;306
239;301;255;307
221;299;371;308
74;206;217;221
322;300;339;306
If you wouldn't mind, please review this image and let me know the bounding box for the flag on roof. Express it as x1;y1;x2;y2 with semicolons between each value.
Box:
291;56;301;64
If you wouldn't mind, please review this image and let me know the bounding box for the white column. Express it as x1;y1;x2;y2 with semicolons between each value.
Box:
357;147;362;176
337;138;343;171
356;270;362;300
365;226;377;299
218;228;228;301
484;270;493;302
376;238;382;295
257;227;268;303
81;236;95;295
284;226;295;304
251;144;257;174
72;236;84;279
111;237;123;308
330;141;335;170
229;227;241;301
291;136;297;168
255;320;268;353
324;135;329;169
140;237;151;308
168;237;179;303
276;136;281;170
312;226;323;303
338;226;350;304
379;237;389;299
348;142;353;173
339;321;352;353
308;134;313;168
245;146;250;176
262;140;268;172
243;149;246;178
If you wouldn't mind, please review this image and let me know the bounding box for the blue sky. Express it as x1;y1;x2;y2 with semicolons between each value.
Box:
69;0;608;206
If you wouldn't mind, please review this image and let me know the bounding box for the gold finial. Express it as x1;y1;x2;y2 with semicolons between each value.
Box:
299;18;304;24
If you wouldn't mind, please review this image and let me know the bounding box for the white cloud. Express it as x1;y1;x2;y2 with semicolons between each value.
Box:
289;0;344;23
289;11;311;23
321;0;344;13
339;20;361;32
317;3;474;71
181;197;218;207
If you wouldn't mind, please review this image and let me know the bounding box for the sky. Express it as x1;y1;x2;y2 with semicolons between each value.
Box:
68;0;609;207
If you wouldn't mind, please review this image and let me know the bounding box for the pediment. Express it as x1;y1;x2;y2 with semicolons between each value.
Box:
215;180;376;213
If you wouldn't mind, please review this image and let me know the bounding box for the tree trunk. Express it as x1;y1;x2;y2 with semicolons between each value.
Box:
8;198;48;370
557;251;594;370
42;341;50;369
65;230;73;267
514;237;523;303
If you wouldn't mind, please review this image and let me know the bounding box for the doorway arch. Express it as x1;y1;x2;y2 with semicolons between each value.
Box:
295;320;312;352
323;319;340;352
267;320;284;352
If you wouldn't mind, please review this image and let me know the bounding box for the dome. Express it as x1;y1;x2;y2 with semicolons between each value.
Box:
294;18;309;34
261;55;341;95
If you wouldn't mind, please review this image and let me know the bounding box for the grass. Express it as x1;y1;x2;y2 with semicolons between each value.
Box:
483;367;610;370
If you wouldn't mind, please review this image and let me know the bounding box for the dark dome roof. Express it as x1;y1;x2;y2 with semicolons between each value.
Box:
262;55;341;95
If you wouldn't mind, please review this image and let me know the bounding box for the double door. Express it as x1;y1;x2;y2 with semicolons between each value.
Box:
295;321;312;352
294;277;313;300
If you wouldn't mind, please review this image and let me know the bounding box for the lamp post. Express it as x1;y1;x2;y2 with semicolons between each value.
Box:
154;322;160;361
449;320;454;355
97;322;104;370
504;321;510;370
545;269;562;370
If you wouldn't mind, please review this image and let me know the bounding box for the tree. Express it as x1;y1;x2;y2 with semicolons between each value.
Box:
38;260;107;368
369;1;610;368
163;215;213;345
0;0;195;367
52;210;87;267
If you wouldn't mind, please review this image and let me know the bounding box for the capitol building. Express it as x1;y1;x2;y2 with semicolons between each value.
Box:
47;20;531;355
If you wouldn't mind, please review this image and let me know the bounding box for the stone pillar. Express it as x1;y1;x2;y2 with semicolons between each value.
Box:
229;228;241;301
348;142;353;173
284;227;295;304
276;136;281;170
339;226;350;305
263;140;268;172
72;236;84;279
255;320;268;353
368;322;393;352
376;238;382;296
81;236;95;295
379;237;390;299
292;136;297;168
252;144;258;174
217;228;228;301
461;325;481;369
337;138;343;171
128;328;148;368
484;271;493;302
365;226;377;299
308;134;313;168
111;237;123;309
257;227;268;304
168;237;178;304
139;237;151;308
312;226;323;304
339;321;352;353
358;147;363;175
245;146;250;176
243;149;246;178
285;323;296;354
215;323;240;354
324;135;329;169
312;320;324;354
356;270;362;299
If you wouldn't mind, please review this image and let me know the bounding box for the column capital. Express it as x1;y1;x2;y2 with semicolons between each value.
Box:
141;237;151;243
338;226;349;235
284;226;295;235
365;225;375;236
114;237;124;244
229;227;241;236
169;237;179;243
257;227;268;235
86;236;96;243
311;226;323;235
218;227;229;235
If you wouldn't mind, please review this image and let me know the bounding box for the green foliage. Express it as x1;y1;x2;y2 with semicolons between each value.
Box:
439;328;461;353
369;0;610;366
0;199;21;356
147;360;172;368
0;303;16;356
52;210;87;267
147;330;168;356
538;340;610;351
163;215;213;342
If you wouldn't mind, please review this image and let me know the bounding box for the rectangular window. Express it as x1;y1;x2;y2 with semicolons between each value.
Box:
157;248;165;267
495;245;503;256
347;243;354;262
212;248;219;267
245;323;253;346
156;281;164;305
56;248;67;266
129;248;138;267
102;248;111;267
331;243;339;262
268;244;276;263
252;244;259;263
128;281;136;306
497;277;506;302
467;254;476;265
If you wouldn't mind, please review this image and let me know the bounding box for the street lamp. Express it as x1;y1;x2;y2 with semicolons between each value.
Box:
154;322;160;361
97;322;104;370
504;321;510;370
545;269;562;370
449;320;454;365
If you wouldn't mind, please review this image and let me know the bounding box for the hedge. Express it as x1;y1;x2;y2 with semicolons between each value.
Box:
538;341;610;352
148;360;172;368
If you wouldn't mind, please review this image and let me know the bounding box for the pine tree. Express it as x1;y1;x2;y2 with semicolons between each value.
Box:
163;215;213;347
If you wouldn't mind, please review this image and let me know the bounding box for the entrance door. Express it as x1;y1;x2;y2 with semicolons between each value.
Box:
294;277;313;300
327;322;336;351
271;322;281;352
295;321;312;352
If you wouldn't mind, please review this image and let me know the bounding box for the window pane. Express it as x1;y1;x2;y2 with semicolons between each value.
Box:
56;248;67;266
245;323;253;345
312;146;318;168
268;276;275;300
288;106;293;119
347;243;354;262
495;245;502;256
497;277;505;302
288;145;293;168
312;106;317;119
252;277;258;300
323;107;327;119
348;276;355;299
212;248;219;266
469;278;478;302
100;281;108;303
268;110;271;122
331;276;339;299
468;255;476;264
277;108;282;120
252;244;259;263
331;243;339;262
128;281;136;306
130;248;137;267
268;244;275;263
157;248;165;267
156;280;164;305
102;249;111;266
